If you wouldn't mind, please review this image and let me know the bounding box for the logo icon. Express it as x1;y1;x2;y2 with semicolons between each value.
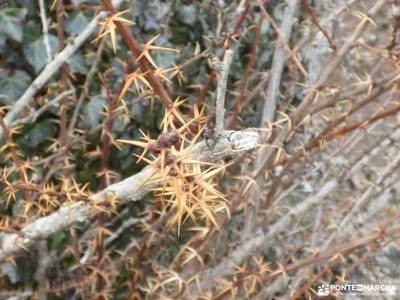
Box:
317;285;330;296
388;286;397;296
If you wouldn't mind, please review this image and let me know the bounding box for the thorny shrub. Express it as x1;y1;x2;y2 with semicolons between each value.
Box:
0;0;400;299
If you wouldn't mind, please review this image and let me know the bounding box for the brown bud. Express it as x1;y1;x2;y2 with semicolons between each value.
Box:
167;131;180;146
164;152;176;165
188;121;199;134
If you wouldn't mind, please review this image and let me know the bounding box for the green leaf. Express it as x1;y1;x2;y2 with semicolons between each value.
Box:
48;232;67;250
25;119;57;148
0;70;31;103
112;115;127;132
178;5;197;26
153;36;177;67
130;103;145;122
0;8;27;42
65;11;91;35
143;12;160;31
23;34;58;73
68;54;88;74
82;95;107;128
0;33;6;48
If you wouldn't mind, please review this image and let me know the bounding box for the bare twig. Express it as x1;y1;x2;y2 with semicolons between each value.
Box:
67;39;106;136
257;0;308;78
313;0;385;87
293;0;360;53
34;241;50;300
196;3;251;107
261;0;299;125
188;180;337;295
244;0;299;234
229;18;264;128
254;0;387;177
227;73;270;128
9;89;74;127
55;0;68;88
105;216;150;247
215;49;234;133
326;150;400;246
38;0;52;63
301;0;337;51
101;0;175;110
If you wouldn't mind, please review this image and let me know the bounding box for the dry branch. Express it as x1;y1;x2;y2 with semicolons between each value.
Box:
1;0;399;297
101;0;175;110
189;179;337;295
245;0;299;234
261;0;299;124
261;0;299;127
254;0;387;177
0;129;259;262
257;0;307;78
38;0;52;63
293;0;360;53
255;221;400;300
215;49;234;133
9;89;74;127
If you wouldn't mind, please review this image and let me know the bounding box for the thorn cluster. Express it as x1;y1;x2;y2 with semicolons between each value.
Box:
119;100;230;234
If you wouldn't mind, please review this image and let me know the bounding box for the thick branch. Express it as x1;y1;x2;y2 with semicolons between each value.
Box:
0;130;259;262
260;0;299;125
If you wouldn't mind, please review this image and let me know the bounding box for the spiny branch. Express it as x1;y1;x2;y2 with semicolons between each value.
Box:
101;0;175;110
0;130;259;262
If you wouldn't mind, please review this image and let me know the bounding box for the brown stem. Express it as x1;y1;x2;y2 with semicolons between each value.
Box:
301;0;336;51
56;0;70;146
101;0;174;110
0;116;30;202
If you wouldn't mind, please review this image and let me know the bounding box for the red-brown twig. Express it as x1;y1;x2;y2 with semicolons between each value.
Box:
301;0;337;51
257;0;308;78
101;0;175;111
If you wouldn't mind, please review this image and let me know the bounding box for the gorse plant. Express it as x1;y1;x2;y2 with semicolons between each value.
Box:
0;0;400;299
92;2;234;236
119;101;230;234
